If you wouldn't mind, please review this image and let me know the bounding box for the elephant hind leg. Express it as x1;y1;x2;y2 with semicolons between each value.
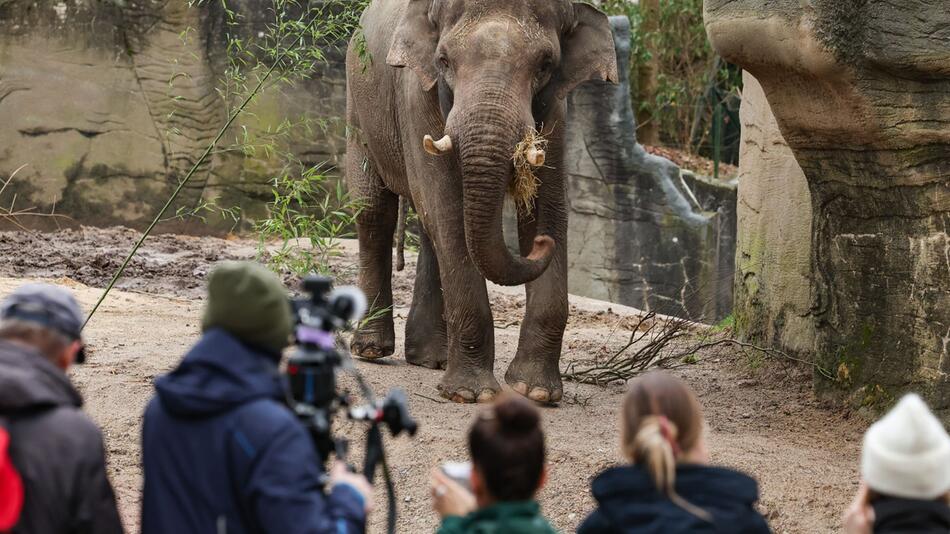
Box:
347;139;398;360
405;229;448;369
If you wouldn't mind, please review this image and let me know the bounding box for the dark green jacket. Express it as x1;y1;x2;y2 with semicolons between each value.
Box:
437;501;558;534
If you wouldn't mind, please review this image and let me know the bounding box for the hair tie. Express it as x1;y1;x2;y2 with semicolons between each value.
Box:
657;416;682;457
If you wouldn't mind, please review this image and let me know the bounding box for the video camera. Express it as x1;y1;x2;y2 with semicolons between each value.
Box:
284;275;417;533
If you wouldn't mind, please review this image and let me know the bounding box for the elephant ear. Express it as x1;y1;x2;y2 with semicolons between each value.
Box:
387;0;439;91
553;3;619;99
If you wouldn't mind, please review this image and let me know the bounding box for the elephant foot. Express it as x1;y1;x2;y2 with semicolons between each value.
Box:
505;357;563;405
438;367;500;404
405;335;447;369
350;328;395;360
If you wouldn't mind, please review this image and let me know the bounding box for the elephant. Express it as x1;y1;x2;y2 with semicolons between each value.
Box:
344;0;618;403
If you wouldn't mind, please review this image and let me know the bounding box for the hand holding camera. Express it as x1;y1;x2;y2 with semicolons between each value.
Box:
329;461;375;514
430;467;476;519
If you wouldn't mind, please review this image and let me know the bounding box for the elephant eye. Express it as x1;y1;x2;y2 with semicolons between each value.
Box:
540;58;553;72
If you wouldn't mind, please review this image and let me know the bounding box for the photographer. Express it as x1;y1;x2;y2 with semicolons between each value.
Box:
141;261;372;534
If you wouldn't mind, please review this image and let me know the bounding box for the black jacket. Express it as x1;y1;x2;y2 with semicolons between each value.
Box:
578;464;771;534
872;497;950;533
0;340;124;534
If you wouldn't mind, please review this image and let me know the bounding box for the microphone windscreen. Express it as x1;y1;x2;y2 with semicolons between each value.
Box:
328;286;368;325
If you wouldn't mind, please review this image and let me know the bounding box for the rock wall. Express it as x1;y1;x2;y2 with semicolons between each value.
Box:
706;0;949;414
733;72;814;354
562;16;736;322
0;0;347;232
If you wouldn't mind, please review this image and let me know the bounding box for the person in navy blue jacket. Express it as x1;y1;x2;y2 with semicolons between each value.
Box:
578;371;771;534
141;261;372;534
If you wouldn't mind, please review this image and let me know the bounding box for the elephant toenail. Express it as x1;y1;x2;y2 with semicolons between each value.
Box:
511;382;529;396
449;388;476;403
528;387;551;403
476;389;496;403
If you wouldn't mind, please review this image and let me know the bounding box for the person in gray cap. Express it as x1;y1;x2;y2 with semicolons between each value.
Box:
0;283;124;534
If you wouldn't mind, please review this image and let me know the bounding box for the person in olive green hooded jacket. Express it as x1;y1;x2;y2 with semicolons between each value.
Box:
430;394;558;534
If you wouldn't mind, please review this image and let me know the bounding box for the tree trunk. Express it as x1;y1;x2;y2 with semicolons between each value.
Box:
636;0;660;146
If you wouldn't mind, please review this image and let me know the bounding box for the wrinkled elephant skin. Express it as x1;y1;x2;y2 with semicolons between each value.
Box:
345;0;618;403
705;1;950;411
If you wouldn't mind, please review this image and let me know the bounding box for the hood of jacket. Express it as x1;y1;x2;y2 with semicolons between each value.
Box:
590;464;767;532
154;328;284;418
873;496;950;533
0;339;81;413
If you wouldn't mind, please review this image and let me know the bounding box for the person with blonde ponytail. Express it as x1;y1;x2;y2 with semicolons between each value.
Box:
578;371;771;533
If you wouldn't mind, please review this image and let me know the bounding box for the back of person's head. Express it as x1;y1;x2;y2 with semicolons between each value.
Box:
469;394;546;502
622;371;710;519
202;261;293;357
862;393;950;502
0;283;85;367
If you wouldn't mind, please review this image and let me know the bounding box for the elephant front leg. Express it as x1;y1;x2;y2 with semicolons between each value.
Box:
347;145;398;359
506;201;568;404
405;229;448;369
434;249;500;403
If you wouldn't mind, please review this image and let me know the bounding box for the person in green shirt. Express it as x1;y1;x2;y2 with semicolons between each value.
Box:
429;394;558;534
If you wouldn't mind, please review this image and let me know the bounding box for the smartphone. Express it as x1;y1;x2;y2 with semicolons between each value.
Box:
441;461;472;491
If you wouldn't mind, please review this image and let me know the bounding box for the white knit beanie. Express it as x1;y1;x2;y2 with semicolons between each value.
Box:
861;394;950;500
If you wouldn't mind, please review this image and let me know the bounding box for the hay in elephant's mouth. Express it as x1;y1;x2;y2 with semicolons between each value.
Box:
510;128;548;216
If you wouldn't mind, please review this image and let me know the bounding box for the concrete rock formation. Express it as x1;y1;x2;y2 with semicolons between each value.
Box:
706;0;949;412
734;72;814;355
563;16;736;322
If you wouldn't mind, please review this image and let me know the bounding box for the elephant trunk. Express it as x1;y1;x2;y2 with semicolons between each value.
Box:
450;85;555;286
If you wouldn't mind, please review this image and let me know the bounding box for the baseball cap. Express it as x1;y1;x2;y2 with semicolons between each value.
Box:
0;284;87;364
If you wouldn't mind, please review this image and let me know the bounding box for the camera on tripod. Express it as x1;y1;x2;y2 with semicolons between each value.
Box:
284;275;418;484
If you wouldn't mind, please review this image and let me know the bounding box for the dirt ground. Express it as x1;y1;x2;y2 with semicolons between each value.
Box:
0;227;867;533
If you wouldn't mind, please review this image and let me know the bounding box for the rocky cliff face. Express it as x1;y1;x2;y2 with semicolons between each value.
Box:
707;0;949;414
0;0;347;231
563;16;736;322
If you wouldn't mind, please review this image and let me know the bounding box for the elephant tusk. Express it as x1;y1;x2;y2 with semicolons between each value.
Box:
423;134;453;156
525;147;545;167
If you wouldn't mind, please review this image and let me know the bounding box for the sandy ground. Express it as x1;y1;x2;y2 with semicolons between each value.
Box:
0;227;867;533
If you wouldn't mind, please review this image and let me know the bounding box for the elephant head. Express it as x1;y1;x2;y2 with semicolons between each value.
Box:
387;0;618;286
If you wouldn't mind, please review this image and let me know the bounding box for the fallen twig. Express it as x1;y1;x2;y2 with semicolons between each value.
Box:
562;312;692;386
